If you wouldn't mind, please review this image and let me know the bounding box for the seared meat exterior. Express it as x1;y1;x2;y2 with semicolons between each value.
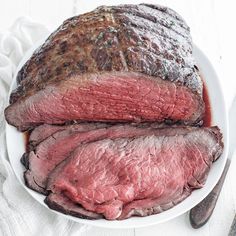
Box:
46;126;223;220
45;193;103;219
5;4;204;131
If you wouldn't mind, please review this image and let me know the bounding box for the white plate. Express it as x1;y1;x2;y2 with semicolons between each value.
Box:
6;40;228;229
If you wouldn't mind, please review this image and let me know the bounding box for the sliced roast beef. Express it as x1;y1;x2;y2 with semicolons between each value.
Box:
26;124;189;194
29;124;68;147
22;121;183;168
21;122;111;168
5;3;204;131
6;73;204;131
28;122;110;148
24;123;114;194
46;126;223;220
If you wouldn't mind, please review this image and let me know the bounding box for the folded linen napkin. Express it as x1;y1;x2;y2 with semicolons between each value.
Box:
0;17;89;236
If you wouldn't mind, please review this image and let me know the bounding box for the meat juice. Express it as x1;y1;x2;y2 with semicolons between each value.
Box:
202;82;212;127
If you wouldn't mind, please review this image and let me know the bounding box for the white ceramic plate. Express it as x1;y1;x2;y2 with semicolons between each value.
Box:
6;40;228;229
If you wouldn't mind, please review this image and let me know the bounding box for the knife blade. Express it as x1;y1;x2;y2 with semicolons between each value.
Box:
189;95;236;229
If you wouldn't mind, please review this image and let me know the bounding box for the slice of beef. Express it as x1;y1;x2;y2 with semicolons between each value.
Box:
21;122;111;168
5;72;204;131
46;126;223;220
22;121;181;168
27;121;172;153
24;123;114;194
24;124;195;194
28;122;110;148
29;124;68;147
21;124;65;167
45;193;103;219
5;4;204;131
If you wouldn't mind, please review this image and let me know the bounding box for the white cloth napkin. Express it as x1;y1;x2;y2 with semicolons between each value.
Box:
0;18;90;236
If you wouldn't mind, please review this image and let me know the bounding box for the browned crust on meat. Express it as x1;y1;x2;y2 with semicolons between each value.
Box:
10;4;202;104
208;126;224;161
24;170;49;195
45;193;103;219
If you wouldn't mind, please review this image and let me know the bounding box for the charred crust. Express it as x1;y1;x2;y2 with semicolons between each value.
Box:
10;3;202;105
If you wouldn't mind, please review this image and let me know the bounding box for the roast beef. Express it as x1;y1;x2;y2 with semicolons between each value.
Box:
28;122;109;148
5;4;204;131
25;124;183;194
46;126;223;220
21;122;110;168
29;124;69;147
3;3;224;221
24;122;112;194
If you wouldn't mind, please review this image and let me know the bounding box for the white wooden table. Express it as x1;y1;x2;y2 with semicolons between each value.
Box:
1;0;236;235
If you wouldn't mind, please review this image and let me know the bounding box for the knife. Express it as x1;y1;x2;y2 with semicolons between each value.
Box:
189;96;236;229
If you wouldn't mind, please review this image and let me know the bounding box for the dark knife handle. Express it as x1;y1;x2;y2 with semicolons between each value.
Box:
189;159;231;229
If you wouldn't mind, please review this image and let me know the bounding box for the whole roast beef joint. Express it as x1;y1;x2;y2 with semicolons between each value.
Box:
4;4;224;220
5;3;204;131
